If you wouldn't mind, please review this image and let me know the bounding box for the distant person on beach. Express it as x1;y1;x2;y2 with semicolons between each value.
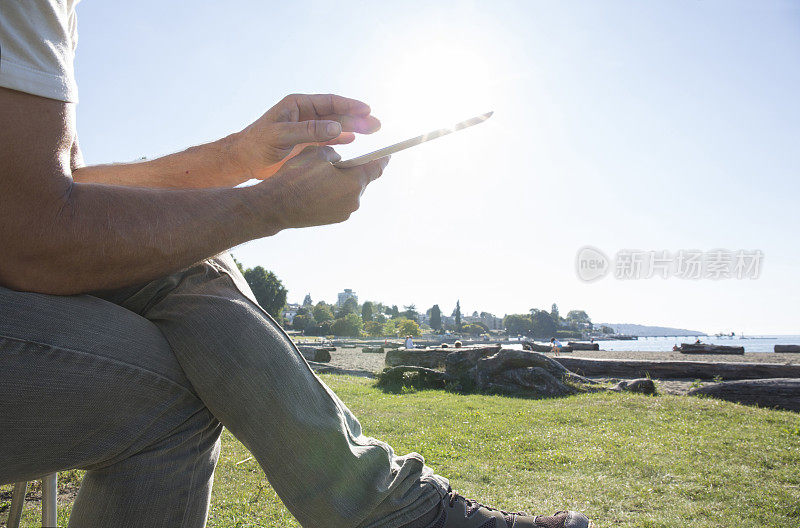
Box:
405;335;415;349
551;337;564;356
0;3;594;528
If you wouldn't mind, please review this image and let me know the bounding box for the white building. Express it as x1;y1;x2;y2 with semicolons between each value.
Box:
337;289;358;307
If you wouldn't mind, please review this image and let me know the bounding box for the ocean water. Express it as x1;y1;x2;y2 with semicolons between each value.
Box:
595;335;800;353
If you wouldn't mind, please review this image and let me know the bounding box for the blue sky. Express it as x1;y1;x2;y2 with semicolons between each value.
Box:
73;1;799;333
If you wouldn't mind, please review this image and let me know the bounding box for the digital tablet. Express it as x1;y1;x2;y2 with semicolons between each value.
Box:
332;111;493;169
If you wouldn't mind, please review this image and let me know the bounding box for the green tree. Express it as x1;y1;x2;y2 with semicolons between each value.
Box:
397;319;421;337
332;313;363;337
292;313;314;332
361;301;375;322
461;323;485;336
302;294;313;306
402;304;419;322
454;300;462;331
313;302;334;323
336;297;359;318
600;325;615;334
566;310;592;328
429;304;442;332
503;314;532;335
531;310;558;338
243;266;287;322
550;303;560;321
364;321;385;337
389;305;400;318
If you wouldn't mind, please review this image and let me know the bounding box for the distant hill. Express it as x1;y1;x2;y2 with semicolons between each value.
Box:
602;324;705;337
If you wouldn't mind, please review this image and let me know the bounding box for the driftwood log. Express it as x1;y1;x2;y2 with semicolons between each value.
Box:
554;357;800;380
568;341;600;351
362;347;385;354
688;378;800;411
306;361;375;378
473;349;595;396
610;378;657;395
775;345;800;353
297;346;331;363
679;343;744;355
385;345;501;368
521;341;574;353
377;366;452;389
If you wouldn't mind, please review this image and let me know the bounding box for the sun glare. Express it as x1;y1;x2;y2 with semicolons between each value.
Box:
373;37;498;137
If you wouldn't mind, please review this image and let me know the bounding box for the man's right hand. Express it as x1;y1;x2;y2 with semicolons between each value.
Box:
257;145;390;230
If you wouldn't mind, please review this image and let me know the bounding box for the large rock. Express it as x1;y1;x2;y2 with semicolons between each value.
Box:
362;347;385;354
688;378;800;411
775;345;800;353
297;346;331;363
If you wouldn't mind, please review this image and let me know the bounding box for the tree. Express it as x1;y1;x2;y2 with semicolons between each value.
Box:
389;305;400;318
396;319;421;337
550;303;560;321
364;321;385;337
292;313;314;332
454;300;462;331
306;319;333;336
243;266;287;321
337;297;359;318
461;323;485;336
600;325;615;334
313;302;334;323
361;301;374;322
302;294;313;306
566;310;592;328
429;304;442;332
332;313;363;337
503;314;532;335
531;310;558;338
402;304;418;322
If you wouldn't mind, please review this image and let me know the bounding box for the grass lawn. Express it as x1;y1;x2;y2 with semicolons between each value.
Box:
3;374;799;527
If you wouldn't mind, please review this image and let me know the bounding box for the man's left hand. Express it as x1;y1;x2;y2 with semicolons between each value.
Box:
231;93;381;180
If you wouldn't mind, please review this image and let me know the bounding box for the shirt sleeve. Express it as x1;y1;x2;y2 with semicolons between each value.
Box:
0;0;79;102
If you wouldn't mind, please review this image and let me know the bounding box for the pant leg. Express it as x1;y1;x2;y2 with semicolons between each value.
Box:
100;253;448;528
0;286;222;528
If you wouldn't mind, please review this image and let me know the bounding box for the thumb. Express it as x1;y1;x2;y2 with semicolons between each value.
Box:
274;120;342;148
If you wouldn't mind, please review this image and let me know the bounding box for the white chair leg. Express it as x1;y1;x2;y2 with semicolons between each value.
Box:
7;481;28;528
42;473;58;527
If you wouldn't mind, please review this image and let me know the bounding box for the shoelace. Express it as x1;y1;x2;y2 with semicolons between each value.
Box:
447;490;527;517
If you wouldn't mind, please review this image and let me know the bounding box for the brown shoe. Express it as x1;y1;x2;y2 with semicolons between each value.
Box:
429;489;594;528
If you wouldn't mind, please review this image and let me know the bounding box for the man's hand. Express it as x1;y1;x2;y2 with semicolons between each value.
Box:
231;94;381;180
258;145;390;229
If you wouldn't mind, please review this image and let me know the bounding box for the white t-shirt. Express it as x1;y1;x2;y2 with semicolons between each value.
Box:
0;0;80;102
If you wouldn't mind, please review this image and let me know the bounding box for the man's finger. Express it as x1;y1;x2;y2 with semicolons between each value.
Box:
274;121;343;148
280;94;373;121
318;114;381;134
296;145;342;163
342;155;391;188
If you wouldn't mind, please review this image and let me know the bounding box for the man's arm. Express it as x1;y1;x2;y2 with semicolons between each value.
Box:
0;88;388;295
70;93;381;189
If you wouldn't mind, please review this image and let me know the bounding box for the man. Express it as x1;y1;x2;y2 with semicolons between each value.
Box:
0;3;593;527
